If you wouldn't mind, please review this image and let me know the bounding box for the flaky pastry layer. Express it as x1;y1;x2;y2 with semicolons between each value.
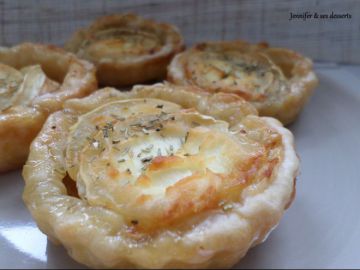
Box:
0;43;97;172
167;40;318;125
65;14;184;86
23;83;298;269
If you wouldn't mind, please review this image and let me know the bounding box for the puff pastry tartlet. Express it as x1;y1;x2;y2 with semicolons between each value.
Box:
65;14;184;87
23;83;298;269
0;43;97;172
168;41;318;125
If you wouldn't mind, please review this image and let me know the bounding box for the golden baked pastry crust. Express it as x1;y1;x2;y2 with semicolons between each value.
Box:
23;83;298;269
65;14;184;87
167;41;318;125
0;43;97;172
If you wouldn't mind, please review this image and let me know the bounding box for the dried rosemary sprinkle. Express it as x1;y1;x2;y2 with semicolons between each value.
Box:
156;104;164;109
142;128;150;135
131;220;139;225
106;122;114;130
102;128;110;138
87;136;100;149
223;204;233;211
243;65;258;73
142;144;154;153
184;132;190;142
141;156;153;163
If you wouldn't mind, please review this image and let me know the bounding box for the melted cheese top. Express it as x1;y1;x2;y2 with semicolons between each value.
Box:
177;43;288;102
72;14;184;64
66;98;283;231
81;28;163;61
0;63;59;111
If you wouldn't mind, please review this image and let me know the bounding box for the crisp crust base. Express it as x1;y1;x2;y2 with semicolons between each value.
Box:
23;84;298;269
0;43;97;172
65;14;184;87
167;41;318;125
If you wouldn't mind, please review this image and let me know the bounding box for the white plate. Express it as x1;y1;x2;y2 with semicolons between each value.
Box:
1;66;359;269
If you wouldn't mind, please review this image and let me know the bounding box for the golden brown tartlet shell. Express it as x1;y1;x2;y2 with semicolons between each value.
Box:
23;83;298;269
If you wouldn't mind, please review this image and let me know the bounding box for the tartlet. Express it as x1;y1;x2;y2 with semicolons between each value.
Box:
0;43;97;172
23;83;298;269
167;41;318;125
65;14;184;87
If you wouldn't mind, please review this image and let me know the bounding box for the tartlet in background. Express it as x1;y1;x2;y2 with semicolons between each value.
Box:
65;14;184;87
168;41;318;125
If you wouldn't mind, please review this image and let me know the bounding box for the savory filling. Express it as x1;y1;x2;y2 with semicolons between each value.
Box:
80;28;163;61
66;98;283;232
0;63;59;111
184;45;288;102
